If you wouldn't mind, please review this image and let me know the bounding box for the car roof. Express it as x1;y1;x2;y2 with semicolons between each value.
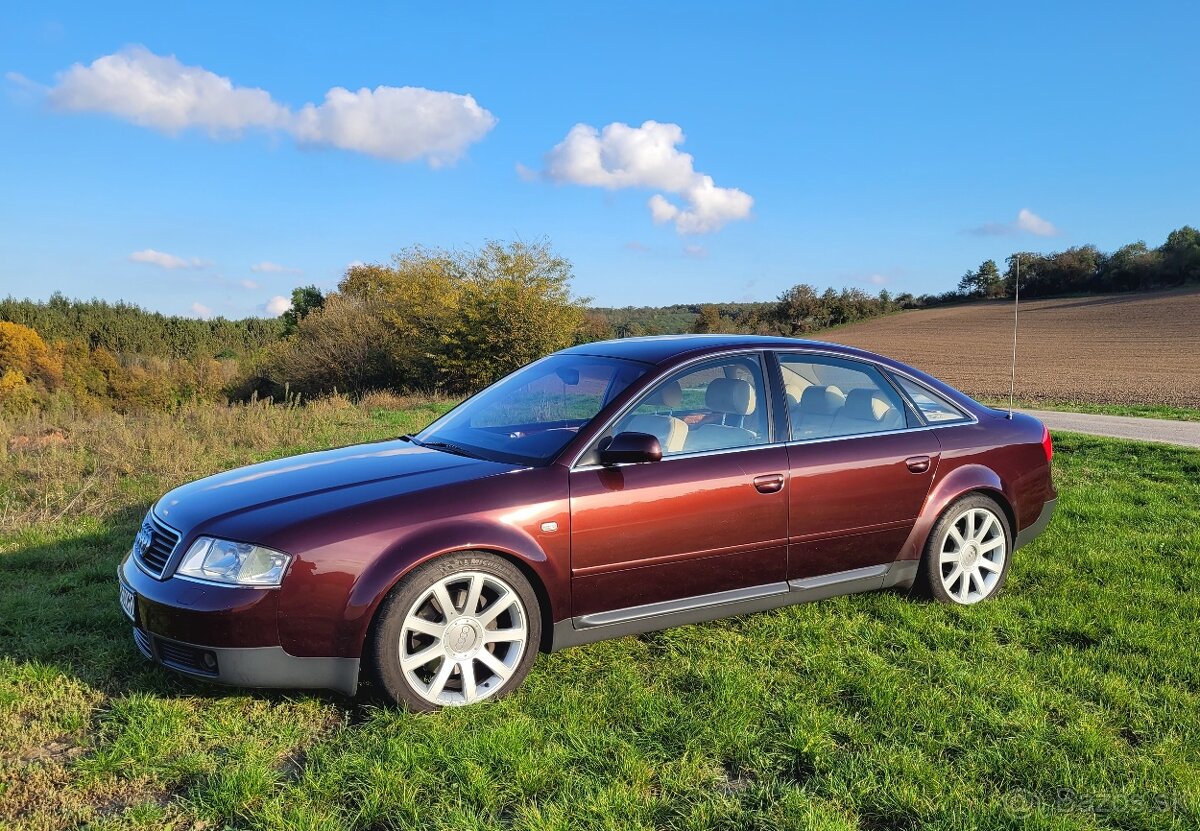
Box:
560;334;880;366
558;333;989;419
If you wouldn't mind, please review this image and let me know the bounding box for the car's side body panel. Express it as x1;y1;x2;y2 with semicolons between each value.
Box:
567;444;790;616
784;430;941;578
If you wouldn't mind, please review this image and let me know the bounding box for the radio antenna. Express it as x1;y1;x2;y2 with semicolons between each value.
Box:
1008;254;1020;419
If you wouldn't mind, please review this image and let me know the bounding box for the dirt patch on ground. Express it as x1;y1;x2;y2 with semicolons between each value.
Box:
825;289;1200;407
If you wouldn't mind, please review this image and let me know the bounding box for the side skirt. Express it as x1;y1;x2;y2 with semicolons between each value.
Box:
550;559;920;651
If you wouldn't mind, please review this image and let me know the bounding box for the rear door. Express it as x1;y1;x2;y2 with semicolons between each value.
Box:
775;352;941;580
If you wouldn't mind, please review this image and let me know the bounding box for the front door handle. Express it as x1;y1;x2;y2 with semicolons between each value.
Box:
906;455;931;474
753;473;785;494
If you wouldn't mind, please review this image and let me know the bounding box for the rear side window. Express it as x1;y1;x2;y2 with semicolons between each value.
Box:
891;375;970;424
778;354;911;440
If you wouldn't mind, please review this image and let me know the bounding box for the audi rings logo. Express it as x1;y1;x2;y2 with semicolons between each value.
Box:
133;522;153;558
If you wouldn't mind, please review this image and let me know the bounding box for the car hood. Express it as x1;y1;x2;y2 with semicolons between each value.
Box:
155;439;520;533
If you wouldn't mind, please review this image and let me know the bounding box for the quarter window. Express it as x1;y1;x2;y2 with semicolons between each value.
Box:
611;354;771;456
778;354;911;440
891;375;970;424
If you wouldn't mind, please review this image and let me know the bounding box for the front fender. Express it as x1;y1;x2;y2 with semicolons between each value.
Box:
344;517;567;652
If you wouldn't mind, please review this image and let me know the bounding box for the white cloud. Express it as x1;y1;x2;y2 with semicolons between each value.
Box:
265;295;291;316
969;208;1061;237
682;244;708;259
293;85;496;165
38;46;495;164
129;248;206;269
867;274;888;286
50;46;287;135
538;120;753;234
1015;208;1059;236
190;301;213;319
239;279;259;290
250;261;301;275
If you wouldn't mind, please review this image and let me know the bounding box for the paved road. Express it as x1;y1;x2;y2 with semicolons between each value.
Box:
1020;410;1200;449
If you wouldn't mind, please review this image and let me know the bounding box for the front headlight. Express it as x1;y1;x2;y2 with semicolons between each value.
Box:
176;537;292;587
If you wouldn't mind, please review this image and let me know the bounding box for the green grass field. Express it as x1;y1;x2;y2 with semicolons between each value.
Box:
1;402;1198;830
980;398;1200;423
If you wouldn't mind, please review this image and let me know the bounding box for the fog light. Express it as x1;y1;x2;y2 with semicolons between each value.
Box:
201;651;218;671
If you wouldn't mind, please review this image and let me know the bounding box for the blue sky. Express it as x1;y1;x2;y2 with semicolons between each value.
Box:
1;2;1196;318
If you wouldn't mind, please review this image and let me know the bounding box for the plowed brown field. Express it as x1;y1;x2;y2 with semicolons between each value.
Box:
825;288;1200;408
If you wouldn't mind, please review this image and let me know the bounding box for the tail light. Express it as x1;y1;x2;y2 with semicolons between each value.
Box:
1041;424;1053;462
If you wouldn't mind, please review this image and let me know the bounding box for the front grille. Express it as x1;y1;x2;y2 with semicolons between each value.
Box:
155;638;218;676
133;512;181;578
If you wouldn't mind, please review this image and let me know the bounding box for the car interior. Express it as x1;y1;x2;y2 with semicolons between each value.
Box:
617;359;771;455
781;358;910;440
614;355;931;454
588;353;974;461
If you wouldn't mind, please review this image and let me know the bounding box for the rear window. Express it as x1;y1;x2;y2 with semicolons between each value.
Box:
891;375;970;424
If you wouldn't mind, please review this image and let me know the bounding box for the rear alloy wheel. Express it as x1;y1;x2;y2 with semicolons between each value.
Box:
369;552;541;711
921;495;1012;605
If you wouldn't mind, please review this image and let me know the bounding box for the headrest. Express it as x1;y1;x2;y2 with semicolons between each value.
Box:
783;379;810;406
649;380;683;408
705;377;755;416
843;388;895;422
798;385;845;415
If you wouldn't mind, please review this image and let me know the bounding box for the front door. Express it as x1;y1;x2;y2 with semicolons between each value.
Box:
568;353;789;619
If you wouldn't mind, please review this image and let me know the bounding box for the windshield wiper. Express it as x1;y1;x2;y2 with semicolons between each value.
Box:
419;440;480;459
398;433;423;445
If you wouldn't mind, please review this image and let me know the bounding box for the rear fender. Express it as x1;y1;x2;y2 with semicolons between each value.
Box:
899;463;1011;562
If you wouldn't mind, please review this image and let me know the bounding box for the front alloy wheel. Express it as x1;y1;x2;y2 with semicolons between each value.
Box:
369;552;541;710
920;494;1012;605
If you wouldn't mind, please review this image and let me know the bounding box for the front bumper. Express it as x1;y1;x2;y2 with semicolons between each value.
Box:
120;554;359;696
1015;497;1057;550
129;624;359;695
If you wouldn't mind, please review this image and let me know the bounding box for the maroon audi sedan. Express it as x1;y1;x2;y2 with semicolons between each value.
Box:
119;336;1056;709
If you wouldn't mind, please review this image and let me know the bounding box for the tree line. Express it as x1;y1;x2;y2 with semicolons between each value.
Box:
0;294;284;359
953;226;1199;300
1;226;1197;415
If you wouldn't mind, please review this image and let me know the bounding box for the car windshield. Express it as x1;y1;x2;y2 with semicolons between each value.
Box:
416;354;649;465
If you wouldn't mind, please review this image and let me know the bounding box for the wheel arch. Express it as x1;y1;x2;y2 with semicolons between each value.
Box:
348;520;564;659
904;463;1017;563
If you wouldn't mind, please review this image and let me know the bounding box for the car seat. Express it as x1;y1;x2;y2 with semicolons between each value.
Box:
683;378;759;452
623;380;688;452
791;385;846;439
830;388;905;436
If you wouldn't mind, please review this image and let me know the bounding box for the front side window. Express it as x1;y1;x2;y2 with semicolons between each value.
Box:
891;374;970;424
610;353;771;456
778;353;911;440
418;354;648;465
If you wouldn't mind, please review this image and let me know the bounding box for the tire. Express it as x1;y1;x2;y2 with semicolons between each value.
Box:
915;494;1012;605
367;551;541;711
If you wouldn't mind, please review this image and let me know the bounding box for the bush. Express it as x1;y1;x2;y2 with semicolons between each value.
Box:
253;295;399;400
265;239;588;397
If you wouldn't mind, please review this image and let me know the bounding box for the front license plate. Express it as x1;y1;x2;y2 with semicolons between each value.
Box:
119;582;136;621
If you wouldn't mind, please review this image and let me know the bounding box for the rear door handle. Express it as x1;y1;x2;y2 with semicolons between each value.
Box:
906;455;931;474
753;473;785;494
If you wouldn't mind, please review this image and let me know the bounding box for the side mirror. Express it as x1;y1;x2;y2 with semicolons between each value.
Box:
599;432;663;465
